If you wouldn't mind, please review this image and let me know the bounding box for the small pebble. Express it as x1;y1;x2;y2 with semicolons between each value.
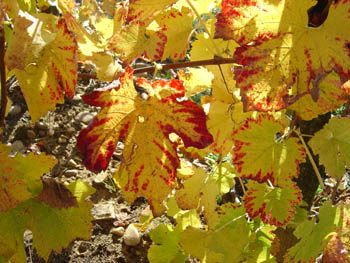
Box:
38;130;46;137
65;169;78;177
72;94;82;102
75;111;96;124
47;128;55;137
66;127;76;135
36;122;49;130
123;224;141;246
27;129;36;139
110;227;125;237
10;140;25;156
8;104;21;115
67;159;78;168
58;136;68;144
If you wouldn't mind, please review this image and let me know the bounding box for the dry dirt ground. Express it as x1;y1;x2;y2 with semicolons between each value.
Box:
3;75;171;263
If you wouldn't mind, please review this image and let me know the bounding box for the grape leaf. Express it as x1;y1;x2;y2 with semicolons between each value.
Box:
148;224;187;263
309;117;350;180
0;180;94;262
285;201;344;262
155;7;193;60
244;180;302;226
215;0;350;112
289;73;348;120
77;68;213;215
322;204;350;262
127;0;178;25
232;114;305;186
179;204;252;263
8;13;77;122
175;167;220;228
108;23;166;64
0;144;57;212
178;67;214;97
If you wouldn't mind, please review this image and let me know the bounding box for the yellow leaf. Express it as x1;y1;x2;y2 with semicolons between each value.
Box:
156;7;193;60
88;52;123;82
178;67;213;97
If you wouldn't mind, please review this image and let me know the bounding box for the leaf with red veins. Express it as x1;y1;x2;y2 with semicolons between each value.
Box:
127;0;178;25
244;180;302;226
232;114;305;186
77;67;213;215
215;0;350;112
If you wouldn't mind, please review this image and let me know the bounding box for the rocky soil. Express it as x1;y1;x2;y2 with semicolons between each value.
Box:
3;75;169;263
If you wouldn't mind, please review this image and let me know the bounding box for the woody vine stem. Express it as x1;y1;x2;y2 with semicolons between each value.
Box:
0;25;7;135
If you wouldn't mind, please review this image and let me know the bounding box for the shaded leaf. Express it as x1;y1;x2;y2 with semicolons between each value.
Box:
0;144;57;212
309;117;350;180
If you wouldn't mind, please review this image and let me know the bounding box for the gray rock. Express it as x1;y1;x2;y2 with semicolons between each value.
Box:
38;130;46;137
8;104;21;115
91;202;116;220
123;224;141;246
75;111;96;124
10;140;25;156
27;129;36;139
64;169;78;177
110;227;125;237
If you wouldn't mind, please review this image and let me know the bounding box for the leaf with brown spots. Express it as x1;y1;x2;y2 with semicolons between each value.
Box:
77;67;213;216
215;0;350;112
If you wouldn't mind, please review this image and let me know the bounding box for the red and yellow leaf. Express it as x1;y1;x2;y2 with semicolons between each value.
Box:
215;0;350;112
244;180;302;226
232;114;305;186
155;7;193;60
8;13;77;122
77;68;213;215
289;73;348;120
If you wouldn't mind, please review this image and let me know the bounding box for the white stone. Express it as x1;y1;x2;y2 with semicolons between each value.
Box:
64;169;78;177
75;111;96;124
123;224;141;246
91;202;116;220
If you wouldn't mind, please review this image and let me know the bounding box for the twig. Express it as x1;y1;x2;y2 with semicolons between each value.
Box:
77;57;238;80
0;26;7;134
294;129;325;190
330;179;341;205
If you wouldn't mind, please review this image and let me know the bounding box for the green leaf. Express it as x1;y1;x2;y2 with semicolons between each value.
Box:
285;201;338;262
0;144;57;212
309;117;350;180
0;181;94;262
148;224;187;263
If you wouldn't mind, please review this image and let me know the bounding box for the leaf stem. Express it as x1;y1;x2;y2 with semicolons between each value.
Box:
185;0;221;56
0;25;7;135
294;129;325;190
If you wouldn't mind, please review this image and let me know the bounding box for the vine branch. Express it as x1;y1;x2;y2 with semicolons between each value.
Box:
0;25;7;134
78;57;238;80
294;129;325;190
